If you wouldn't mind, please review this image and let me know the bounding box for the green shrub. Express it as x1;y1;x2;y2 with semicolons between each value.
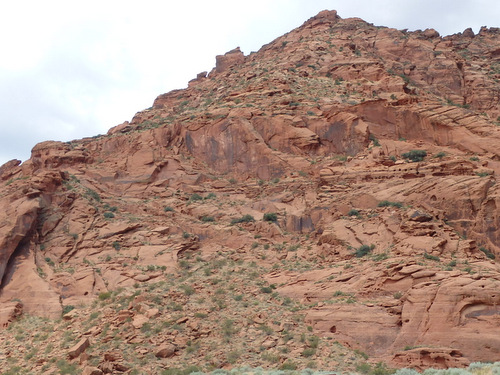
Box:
302;348;316;357
479;246;495;259
200;216;215;222
98;291;112;300
434;151;446;159
112;241;121;250
260;286;273;294
356;244;375;258
56;359;79;375
356;363;372;374
423;253;440;262
180;284;195;296
45;257;54;266
402;150;427;162
372;361;394;375
164;206;174;212
369;134;381;147
62;305;75;315
280;360;297;370
103;212;115;219
263;212;278;222
231;214;255;225
189;193;203;202
348;209;361;217
378;200;403;208
85;188;101;202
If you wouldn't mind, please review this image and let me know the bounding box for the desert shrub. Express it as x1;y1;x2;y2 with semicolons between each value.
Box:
302;348;316;357
221;319;238;337
85;188;101;202
189;193;203;202
112;241;121;250
434;151;446;159
424;253;440;262
103;211;115;219
263;212;278;222
348;209;361;217
378;200;403;208
369;134;381;147
479;246;496;259
372;362;394;375
62;305;75;315
356;362;372;374
280;361;297;370
164;206;174;212
402;150;427;162
98;291;112;300
260;286;273;294
476;171;491;177
45;257;54;266
231;215;255;225
201;216;215;222
356;244;375;258
56;359;79;374
180;284;195;296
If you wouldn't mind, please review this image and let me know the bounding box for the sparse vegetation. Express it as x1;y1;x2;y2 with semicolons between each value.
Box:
348;209;361;217
378;200;403;208
4;13;500;375
263;212;278;222
356;244;375;258
424;253;440;262
402;150;427;162
479;246;495;259
231;214;255;225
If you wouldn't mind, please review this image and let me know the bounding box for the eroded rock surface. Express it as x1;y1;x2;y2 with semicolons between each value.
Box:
1;9;500;373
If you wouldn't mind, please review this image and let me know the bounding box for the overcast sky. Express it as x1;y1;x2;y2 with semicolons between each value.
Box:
1;0;499;166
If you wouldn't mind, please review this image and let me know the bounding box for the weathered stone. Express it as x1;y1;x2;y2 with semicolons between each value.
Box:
68;337;90;359
155;344;177;358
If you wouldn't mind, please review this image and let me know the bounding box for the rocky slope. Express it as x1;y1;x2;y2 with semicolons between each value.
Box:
1;9;500;374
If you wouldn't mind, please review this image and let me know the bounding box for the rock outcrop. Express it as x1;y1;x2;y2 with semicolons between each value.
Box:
1;9;500;374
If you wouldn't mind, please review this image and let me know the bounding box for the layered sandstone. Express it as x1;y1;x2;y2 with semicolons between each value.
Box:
1;9;500;373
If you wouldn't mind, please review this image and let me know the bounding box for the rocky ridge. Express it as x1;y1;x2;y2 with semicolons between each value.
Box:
1;9;500;374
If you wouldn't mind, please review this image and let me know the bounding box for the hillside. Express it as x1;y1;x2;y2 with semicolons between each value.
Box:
1;10;500;374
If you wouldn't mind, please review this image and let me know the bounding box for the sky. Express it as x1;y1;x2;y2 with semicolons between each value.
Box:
1;0;499;166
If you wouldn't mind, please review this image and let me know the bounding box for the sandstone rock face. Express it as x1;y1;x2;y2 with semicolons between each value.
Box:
1;9;500;372
215;47;245;73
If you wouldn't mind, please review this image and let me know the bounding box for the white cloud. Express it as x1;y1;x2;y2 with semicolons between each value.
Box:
0;0;498;165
